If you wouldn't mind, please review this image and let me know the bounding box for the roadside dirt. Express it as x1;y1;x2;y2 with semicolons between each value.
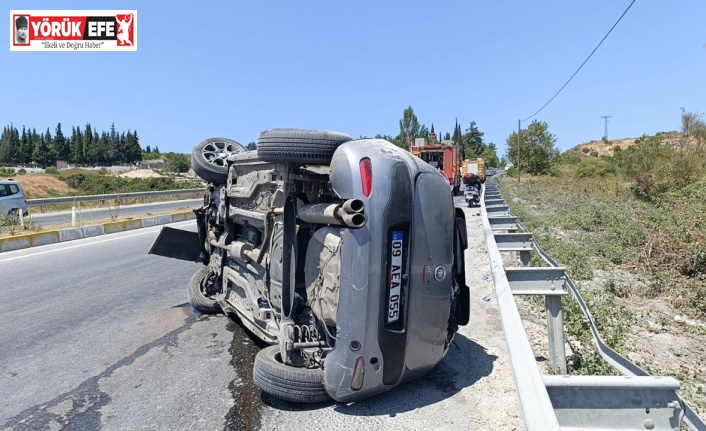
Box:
507;234;706;421
117;169;163;179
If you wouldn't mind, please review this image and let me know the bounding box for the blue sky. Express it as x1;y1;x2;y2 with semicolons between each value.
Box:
3;1;705;159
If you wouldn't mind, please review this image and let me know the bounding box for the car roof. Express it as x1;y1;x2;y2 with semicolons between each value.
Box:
0;179;21;184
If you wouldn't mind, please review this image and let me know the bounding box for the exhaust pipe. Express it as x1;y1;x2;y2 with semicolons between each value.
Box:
297;199;366;228
341;198;365;214
340;212;366;228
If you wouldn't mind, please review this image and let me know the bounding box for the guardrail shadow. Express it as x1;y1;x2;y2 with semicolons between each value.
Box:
262;333;497;415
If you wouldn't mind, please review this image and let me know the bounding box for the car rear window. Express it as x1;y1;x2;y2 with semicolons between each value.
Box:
0;184;21;196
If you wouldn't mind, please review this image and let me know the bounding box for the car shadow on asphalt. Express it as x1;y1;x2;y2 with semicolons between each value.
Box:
262;332;497;415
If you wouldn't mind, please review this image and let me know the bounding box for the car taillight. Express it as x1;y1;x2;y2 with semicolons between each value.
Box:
359;158;372;198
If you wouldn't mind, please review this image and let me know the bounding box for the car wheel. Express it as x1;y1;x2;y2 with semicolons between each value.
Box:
256;128;352;165
187;267;222;314
253;345;330;403
191;137;246;184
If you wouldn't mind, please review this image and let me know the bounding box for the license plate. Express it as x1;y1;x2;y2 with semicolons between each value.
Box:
387;231;404;324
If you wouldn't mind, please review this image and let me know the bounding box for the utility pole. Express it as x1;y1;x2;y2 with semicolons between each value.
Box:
601;115;612;140
517;119;521;183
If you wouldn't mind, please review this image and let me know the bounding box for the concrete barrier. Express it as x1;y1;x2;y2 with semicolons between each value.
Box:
30;231;60;247
142;215;173;228
82;225;106;238
59;228;84;242
0;211;195;254
171;212;191;222
0;236;32;253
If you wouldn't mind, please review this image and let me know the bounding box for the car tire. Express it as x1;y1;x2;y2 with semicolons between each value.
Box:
191;137;246;184
256;128;352;165
253;345;330;403
187;267;222;314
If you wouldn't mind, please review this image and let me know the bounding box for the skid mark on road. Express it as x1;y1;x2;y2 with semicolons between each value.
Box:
1;309;200;431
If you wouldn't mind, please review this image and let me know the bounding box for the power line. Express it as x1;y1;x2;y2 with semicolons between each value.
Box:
521;0;637;122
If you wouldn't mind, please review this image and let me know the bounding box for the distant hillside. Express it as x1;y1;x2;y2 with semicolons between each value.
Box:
572;133;683;157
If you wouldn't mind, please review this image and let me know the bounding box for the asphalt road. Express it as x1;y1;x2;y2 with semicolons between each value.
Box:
27;199;203;228
0;199;523;431
0;221;240;431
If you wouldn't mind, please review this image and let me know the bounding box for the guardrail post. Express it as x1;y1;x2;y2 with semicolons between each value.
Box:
505;267;568;375
520;250;531;267
488;216;519;233
546;296;567;374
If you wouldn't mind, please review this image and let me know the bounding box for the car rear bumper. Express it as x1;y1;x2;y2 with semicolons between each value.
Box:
322;139;455;402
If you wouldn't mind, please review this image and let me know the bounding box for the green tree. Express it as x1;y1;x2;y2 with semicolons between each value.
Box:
123;131;142;164
480;147;500;168
246;142;257;150
163;153;190;174
462;121;486;159
83;124;94;165
505;120;558;175
681;109;706;151
397;106;421;148
108;123;119;164
70;125;83;164
54;123;69;162
19;126;31;164
32;127;54;167
0;125;14;163
452;119;462;146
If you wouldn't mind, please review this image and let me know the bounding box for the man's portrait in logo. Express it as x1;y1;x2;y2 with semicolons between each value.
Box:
15;16;29;44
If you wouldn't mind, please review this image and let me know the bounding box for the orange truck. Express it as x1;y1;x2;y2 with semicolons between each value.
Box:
460;158;486;183
410;139;461;194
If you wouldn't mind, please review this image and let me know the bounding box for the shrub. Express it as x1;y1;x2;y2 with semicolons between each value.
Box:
0;167;15;177
45;167;59;175
616;134;706;201
574;157;613;178
57;168;202;195
17;168;26;175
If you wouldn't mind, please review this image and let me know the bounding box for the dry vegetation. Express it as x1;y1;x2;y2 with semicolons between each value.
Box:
499;167;706;419
576;137;637;156
13;174;73;199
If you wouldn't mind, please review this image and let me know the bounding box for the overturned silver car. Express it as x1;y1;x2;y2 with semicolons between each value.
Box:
150;129;469;403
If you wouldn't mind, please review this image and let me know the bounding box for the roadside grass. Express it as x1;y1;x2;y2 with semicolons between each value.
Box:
498;174;706;362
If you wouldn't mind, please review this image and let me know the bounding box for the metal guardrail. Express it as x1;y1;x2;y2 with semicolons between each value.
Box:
27;188;204;212
480;173;706;431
